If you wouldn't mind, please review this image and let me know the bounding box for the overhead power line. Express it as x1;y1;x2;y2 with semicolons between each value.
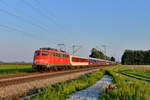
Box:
0;8;50;33
0;0;52;31
0;24;58;45
57;44;66;51
33;0;56;19
21;0;56;23
102;45;107;60
0;24;35;38
0;0;69;47
72;45;82;56
21;0;72;34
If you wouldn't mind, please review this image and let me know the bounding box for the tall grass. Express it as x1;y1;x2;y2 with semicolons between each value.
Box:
31;69;105;100
99;68;150;100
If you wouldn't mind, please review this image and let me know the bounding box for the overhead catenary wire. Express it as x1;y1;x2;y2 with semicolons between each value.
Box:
0;0;59;45
0;0;53;31
21;0;73;34
0;0;70;49
0;24;58;45
21;0;56;23
0;8;50;33
0;24;35;38
1;0;73;37
33;0;56;19
0;9;59;47
0;0;70;40
19;0;73;50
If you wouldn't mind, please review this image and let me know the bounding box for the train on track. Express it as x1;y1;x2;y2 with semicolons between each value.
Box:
32;48;116;71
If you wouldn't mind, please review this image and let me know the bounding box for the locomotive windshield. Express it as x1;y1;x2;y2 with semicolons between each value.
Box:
34;51;40;56
42;52;48;56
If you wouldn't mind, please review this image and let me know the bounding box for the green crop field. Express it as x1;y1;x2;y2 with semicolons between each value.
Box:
117;65;150;81
0;63;35;75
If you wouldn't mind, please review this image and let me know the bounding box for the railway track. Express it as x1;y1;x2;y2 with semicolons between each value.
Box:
0;66;111;87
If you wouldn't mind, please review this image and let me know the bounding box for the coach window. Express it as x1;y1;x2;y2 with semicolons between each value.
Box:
65;55;67;58
57;53;60;57
55;53;57;57
63;54;65;57
63;54;66;58
59;53;61;57
53;52;57;57
65;54;68;58
55;53;59;57
60;54;63;57
42;52;48;56
53;53;56;57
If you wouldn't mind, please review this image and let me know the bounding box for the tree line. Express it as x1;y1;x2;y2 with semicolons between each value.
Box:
89;48;115;62
121;50;150;65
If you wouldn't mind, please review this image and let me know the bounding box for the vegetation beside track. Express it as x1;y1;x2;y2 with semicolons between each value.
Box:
121;67;150;78
0;64;34;75
99;65;150;100
116;65;150;81
123;71;150;79
31;69;106;100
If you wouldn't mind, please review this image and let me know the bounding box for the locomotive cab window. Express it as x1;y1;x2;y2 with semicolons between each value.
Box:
42;52;48;56
34;51;40;56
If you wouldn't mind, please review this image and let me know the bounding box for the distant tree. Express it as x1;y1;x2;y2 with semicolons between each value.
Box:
144;50;150;65
89;48;105;59
121;49;150;65
110;56;115;62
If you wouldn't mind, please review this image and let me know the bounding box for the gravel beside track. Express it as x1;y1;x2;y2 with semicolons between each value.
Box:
0;67;103;87
0;66;108;100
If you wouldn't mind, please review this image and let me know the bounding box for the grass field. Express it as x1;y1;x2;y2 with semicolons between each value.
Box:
117;65;150;80
99;65;150;100
0;63;34;75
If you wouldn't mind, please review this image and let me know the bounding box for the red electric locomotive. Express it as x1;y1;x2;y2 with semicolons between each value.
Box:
32;48;70;71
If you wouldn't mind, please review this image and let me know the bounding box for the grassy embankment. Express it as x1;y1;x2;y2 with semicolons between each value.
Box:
117;65;150;81
99;65;150;100
31;69;106;100
0;62;34;75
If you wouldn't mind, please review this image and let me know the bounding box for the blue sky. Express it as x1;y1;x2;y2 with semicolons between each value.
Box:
0;0;150;62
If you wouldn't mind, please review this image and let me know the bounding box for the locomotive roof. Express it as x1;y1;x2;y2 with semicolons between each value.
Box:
36;48;68;54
